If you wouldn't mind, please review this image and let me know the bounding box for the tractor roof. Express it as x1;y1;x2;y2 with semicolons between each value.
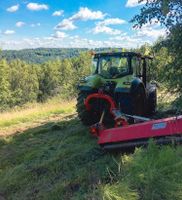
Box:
94;52;153;59
94;52;141;57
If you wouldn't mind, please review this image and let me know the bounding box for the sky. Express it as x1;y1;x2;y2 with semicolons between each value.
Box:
0;0;166;50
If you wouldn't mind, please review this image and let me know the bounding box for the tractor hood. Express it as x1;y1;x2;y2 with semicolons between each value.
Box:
78;74;103;90
78;74;135;92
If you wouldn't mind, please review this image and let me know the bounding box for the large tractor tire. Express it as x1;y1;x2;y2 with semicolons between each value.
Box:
76;92;99;126
147;89;157;115
76;91;114;126
132;86;146;116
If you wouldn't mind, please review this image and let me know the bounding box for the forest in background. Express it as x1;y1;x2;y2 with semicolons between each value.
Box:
0;48;88;64
0;41;181;111
0;51;91;110
0;48;123;64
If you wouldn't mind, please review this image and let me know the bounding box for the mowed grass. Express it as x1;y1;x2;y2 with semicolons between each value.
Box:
0;98;182;200
0;116;117;200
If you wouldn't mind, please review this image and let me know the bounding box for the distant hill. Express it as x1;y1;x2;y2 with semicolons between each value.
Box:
0;48;88;64
0;48;124;63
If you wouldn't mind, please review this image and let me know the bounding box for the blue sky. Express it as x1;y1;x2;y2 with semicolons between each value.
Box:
0;0;166;49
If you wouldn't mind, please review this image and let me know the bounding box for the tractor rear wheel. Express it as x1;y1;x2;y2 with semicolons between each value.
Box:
132;86;146;116
148;89;157;115
76;92;99;126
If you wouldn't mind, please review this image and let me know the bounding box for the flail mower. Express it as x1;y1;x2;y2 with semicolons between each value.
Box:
77;52;182;150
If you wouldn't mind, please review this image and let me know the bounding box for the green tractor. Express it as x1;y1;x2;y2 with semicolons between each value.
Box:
77;52;157;126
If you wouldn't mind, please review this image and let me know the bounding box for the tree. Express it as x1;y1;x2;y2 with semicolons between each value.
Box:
132;0;182;29
69;52;92;96
9;60;39;105
37;61;61;101
0;59;11;109
132;0;182;93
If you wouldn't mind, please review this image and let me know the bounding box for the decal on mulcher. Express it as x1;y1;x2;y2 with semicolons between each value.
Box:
152;122;167;130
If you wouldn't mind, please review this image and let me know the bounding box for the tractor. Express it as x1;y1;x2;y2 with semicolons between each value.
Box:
77;52;157;126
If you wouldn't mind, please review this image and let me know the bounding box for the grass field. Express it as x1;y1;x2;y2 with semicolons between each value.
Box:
0;97;182;200
0;99;75;137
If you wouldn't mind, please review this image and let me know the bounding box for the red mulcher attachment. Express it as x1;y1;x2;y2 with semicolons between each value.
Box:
85;92;182;150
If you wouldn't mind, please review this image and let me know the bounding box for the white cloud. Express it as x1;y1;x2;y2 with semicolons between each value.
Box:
127;18;166;42
108;34;148;49
92;18;126;35
109;33;128;40
0;35;142;49
7;4;19;12
126;0;146;7
132;19;166;39
70;7;106;21
55;19;77;30
108;24;166;48
136;26;166;39
16;21;26;27
0;33;157;50
27;3;49;11
92;25;121;35
52;31;68;39
30;23;41;27
55;7;107;32
98;18;126;26
111;35;141;42
133;18;160;29
126;0;156;7
3;30;15;35
52;10;64;16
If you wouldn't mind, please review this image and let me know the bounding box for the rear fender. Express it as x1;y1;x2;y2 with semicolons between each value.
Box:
130;78;146;96
115;75;133;93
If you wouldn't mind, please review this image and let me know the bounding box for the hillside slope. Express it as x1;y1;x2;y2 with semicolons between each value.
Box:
0;101;182;200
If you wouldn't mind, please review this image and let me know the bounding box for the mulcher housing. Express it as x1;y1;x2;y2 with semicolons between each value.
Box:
98;116;182;150
84;92;182;150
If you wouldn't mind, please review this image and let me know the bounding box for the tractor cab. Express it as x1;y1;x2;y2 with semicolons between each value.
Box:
93;52;131;79
92;52;153;83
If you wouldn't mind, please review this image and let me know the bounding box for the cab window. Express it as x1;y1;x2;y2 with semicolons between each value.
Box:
97;56;129;78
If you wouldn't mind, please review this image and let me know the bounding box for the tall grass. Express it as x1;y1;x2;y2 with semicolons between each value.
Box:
103;142;182;200
0;98;75;130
